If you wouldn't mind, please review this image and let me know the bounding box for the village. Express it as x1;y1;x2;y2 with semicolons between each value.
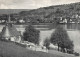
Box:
0;13;80;24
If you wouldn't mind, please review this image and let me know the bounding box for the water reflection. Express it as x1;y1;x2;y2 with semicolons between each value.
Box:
62;23;80;30
0;23;80;31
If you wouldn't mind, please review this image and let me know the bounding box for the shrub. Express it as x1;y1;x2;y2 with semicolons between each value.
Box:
74;52;79;56
43;38;50;49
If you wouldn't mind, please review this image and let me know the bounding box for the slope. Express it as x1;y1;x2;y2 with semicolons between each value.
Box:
0;40;62;57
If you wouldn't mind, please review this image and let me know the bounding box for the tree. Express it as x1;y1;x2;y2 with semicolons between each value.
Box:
43;38;50;50
23;25;40;44
65;40;74;54
50;25;74;52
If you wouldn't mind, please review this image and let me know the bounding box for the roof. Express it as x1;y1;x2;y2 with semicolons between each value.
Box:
1;23;21;38
1;15;21;38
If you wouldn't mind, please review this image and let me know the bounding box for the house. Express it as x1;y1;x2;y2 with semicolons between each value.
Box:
1;23;21;42
63;18;67;23
1;15;21;43
19;19;25;23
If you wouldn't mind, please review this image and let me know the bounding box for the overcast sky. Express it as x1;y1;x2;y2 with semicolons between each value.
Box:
0;0;80;9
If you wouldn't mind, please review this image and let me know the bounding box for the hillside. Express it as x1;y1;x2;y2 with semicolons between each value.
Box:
19;2;80;23
0;40;62;57
0;9;30;14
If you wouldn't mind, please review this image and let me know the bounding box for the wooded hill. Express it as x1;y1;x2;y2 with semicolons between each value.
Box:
19;2;80;23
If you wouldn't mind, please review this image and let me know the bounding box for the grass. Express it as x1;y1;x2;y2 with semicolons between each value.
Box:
48;50;77;57
0;40;62;57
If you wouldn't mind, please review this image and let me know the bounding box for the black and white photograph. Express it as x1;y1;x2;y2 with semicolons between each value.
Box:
0;0;80;57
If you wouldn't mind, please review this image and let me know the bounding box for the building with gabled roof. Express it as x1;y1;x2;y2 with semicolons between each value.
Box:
1;15;21;42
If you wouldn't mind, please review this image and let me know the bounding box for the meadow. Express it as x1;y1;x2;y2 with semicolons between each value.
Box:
0;40;63;57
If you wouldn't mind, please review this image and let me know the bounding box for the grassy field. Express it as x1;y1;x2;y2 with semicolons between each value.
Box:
0;40;63;57
68;30;80;53
48;50;79;57
40;29;80;54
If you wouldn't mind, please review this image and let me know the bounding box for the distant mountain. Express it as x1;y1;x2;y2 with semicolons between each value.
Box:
0;9;31;14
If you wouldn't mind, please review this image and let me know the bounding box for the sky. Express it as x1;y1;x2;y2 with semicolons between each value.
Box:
0;0;80;9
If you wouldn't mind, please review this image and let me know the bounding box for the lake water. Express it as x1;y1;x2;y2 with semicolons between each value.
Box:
0;23;79;31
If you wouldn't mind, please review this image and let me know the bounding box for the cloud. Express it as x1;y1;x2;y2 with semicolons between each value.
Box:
0;4;9;9
51;0;80;5
0;0;80;9
0;4;17;9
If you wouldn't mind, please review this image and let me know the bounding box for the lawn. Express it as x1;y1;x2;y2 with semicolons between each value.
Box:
0;40;62;57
